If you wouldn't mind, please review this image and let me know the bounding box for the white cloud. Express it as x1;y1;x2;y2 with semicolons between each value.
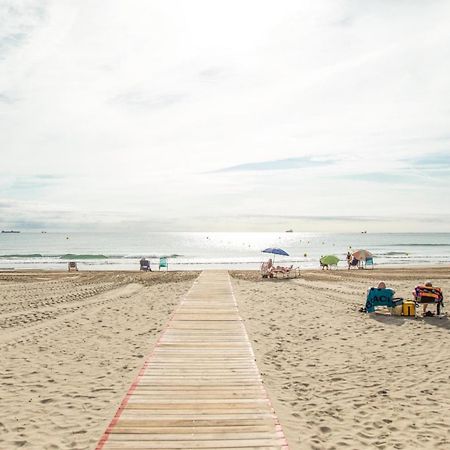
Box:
0;0;449;231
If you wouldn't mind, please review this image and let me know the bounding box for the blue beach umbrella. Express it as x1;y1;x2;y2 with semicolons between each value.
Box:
262;247;289;263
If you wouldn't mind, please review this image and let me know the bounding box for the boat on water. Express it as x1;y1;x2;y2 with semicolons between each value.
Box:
1;230;20;234
285;229;293;233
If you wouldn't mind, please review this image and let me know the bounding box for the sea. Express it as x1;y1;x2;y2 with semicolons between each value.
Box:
0;232;449;271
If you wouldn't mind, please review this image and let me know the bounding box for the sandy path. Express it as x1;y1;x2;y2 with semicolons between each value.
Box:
231;267;450;450
0;271;198;450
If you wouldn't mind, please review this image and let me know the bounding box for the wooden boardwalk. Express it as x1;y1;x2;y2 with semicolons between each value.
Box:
96;271;289;450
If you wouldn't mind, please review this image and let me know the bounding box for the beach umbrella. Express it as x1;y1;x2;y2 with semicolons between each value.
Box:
352;249;373;261
320;255;339;266
262;247;289;263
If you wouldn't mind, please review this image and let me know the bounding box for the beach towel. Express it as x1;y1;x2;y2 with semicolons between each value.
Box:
414;286;444;304
365;288;400;313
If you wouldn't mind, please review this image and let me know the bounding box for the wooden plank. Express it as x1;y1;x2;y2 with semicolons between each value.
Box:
116;418;277;427
110;432;284;440
95;271;289;450
102;439;288;449
110;426;276;435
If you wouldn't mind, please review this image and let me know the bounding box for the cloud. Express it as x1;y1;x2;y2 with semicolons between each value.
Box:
198;66;228;81
110;90;187;110
1;1;449;231
245;214;399;223
0;0;47;58
0;92;16;103
337;172;407;184
1;175;64;195
213;157;335;173
408;152;450;167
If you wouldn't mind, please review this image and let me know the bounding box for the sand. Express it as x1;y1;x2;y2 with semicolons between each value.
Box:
231;267;450;450
0;270;199;450
1;267;449;450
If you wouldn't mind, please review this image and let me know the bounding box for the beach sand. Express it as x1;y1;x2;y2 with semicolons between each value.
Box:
1;267;449;450
231;267;450;450
0;270;199;450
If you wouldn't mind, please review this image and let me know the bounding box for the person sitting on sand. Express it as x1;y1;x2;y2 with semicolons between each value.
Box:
414;281;443;316
274;264;293;273
362;281;401;313
265;258;275;277
365;281;387;295
140;257;151;271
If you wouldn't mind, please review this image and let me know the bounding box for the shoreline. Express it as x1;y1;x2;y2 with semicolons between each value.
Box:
1;263;450;274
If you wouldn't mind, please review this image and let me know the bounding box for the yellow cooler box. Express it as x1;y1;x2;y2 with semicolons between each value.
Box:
402;301;415;316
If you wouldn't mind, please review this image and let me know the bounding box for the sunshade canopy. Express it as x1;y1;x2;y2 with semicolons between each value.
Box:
320;255;339;266
262;248;289;256
352;249;373;261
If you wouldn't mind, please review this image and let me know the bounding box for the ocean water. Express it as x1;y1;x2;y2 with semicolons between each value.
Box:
0;232;450;271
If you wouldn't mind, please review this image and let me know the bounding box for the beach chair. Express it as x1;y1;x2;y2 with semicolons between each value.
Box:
271;266;289;278
284;265;300;278
365;288;403;313
67;261;78;272
260;261;272;278
413;285;444;316
365;257;374;269
140;258;151;271
159;257;168;271
271;265;300;279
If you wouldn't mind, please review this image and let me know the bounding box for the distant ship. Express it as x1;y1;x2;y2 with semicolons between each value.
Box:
285;229;293;233
1;230;20;233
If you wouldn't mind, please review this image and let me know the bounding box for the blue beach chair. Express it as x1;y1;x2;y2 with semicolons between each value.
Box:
159;257;168;271
365;288;403;313
365;257;374;269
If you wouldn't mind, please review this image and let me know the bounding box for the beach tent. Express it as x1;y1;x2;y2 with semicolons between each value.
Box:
320;255;339;267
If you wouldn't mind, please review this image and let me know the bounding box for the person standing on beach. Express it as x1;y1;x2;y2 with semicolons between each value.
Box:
346;251;352;269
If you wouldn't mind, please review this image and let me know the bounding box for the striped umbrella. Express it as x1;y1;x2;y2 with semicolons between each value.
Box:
352;249;373;261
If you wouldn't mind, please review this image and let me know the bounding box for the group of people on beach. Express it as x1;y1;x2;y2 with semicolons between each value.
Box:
370;280;444;317
318;252;370;270
261;258;294;277
346;251;365;269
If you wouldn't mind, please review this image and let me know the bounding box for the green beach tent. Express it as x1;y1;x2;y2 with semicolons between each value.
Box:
320;255;339;267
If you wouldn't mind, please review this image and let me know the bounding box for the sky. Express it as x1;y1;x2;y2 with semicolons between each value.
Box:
1;0;449;232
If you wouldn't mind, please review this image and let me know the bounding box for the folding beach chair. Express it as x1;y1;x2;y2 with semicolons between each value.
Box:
260;261;272;278
365;257;374;269
159;257;168;271
413;285;444;316
365;288;403;313
68;261;78;272
140;258;151;271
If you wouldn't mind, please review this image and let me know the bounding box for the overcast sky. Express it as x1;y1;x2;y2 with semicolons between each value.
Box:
1;0;449;232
